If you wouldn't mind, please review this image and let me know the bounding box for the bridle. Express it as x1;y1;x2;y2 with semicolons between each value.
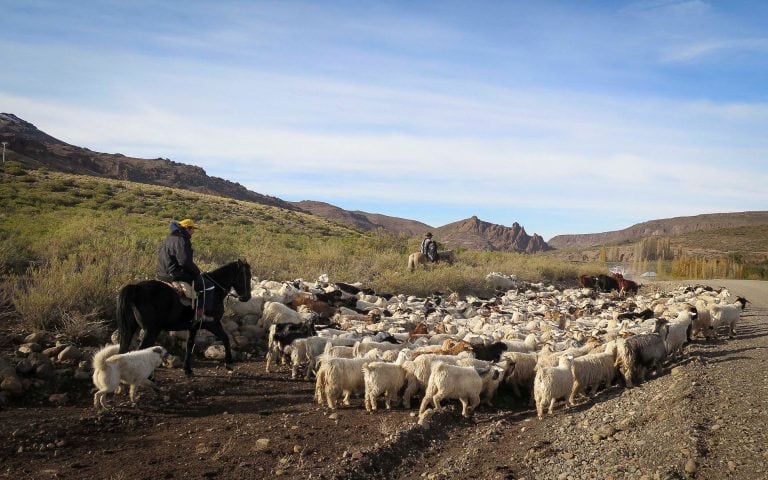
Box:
202;261;250;301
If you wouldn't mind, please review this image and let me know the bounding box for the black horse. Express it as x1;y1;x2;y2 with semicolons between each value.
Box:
116;259;252;375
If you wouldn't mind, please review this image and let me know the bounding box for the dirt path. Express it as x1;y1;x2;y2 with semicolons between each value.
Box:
0;280;766;480
680;280;768;479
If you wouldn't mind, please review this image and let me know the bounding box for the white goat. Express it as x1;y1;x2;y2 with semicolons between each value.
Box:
418;361;489;417
401;353;472;407
456;357;509;406
353;340;402;358
690;302;713;339
534;354;575;419
260;301;314;331
363;357;411;412
305;336;357;377
314;357;373;409
710;303;741;338
569;342;617;404
665;311;694;358
501;333;538;353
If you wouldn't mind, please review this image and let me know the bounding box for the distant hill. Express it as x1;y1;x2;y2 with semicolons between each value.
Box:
293;203;551;253
436;216;551;253
291;200;432;236
0;112;552;253
548;211;768;248
0;113;297;211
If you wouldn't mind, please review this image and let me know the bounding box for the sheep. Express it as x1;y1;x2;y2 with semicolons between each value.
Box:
569;342;617;404
665;310;695;358
418;361;493;417
534;354;575;419
615;320;669;388
710;303;741;338
314;357;374;409
362;359;411;412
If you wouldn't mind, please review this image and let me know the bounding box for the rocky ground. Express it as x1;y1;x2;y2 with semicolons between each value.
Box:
0;280;766;480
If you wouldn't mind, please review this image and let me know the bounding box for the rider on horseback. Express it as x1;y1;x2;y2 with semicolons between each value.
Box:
157;219;212;323
421;232;438;263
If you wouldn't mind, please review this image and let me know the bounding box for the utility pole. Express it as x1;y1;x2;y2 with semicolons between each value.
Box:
1;142;7;164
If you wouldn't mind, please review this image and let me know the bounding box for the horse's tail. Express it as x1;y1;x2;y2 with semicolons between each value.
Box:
116;284;141;353
407;254;416;272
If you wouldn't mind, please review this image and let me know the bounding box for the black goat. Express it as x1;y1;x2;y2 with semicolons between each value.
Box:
471;342;508;362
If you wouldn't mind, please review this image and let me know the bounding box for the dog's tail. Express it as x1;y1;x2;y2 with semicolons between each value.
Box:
92;344;121;372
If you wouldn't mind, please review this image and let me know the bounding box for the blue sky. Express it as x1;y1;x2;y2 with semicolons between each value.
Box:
2;0;767;240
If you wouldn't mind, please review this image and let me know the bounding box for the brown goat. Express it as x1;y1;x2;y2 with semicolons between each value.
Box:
291;293;337;319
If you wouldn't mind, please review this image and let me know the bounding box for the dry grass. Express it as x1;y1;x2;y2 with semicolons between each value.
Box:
2;167;762;340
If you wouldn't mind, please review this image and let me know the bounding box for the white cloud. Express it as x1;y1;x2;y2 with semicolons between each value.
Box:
661;38;768;63
2;1;767;238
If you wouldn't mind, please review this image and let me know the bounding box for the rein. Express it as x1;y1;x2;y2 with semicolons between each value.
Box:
202;263;248;300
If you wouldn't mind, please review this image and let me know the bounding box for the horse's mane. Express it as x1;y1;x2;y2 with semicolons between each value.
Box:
206;259;249;279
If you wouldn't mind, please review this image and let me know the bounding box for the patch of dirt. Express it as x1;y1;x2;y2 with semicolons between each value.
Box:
1;280;767;480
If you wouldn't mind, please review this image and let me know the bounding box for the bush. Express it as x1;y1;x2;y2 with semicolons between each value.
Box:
12;236;154;331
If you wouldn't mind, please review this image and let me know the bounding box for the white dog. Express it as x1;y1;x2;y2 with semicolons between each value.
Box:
92;344;168;410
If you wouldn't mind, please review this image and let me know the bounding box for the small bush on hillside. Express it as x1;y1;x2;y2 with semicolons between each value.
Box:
48;179;76;192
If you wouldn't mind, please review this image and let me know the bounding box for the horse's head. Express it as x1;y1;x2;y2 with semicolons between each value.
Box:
234;259;252;302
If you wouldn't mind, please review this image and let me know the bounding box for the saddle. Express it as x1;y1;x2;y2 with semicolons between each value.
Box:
161;277;216;314
163;279;218;318
163;281;195;307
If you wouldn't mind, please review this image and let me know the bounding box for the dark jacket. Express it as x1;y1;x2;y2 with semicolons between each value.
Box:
157;221;201;283
421;237;437;262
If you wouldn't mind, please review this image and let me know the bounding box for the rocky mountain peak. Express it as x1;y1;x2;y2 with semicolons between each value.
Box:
436;216;551;253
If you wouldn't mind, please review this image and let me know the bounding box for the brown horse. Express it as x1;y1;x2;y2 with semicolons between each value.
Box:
407;250;454;271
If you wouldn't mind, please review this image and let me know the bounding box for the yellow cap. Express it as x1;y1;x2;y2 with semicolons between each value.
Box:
179;219;198;229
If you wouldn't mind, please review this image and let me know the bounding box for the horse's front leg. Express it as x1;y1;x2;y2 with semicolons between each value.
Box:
184;326;199;376
205;321;234;370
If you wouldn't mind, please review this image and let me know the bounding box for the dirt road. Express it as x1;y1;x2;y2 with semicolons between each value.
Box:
0;280;766;480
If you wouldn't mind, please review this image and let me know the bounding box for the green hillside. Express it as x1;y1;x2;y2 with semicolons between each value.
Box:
0;163;599;337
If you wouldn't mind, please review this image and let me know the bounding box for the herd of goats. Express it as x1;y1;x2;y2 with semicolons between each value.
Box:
233;271;748;420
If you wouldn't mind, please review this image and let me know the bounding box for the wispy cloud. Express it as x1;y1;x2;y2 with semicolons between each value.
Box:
661;37;768;62
1;1;767;239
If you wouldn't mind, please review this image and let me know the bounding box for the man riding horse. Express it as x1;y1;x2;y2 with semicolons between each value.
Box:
156;218;212;323
421;232;438;263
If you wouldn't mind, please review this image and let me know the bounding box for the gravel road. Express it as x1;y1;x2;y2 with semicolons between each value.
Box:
0;280;765;480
